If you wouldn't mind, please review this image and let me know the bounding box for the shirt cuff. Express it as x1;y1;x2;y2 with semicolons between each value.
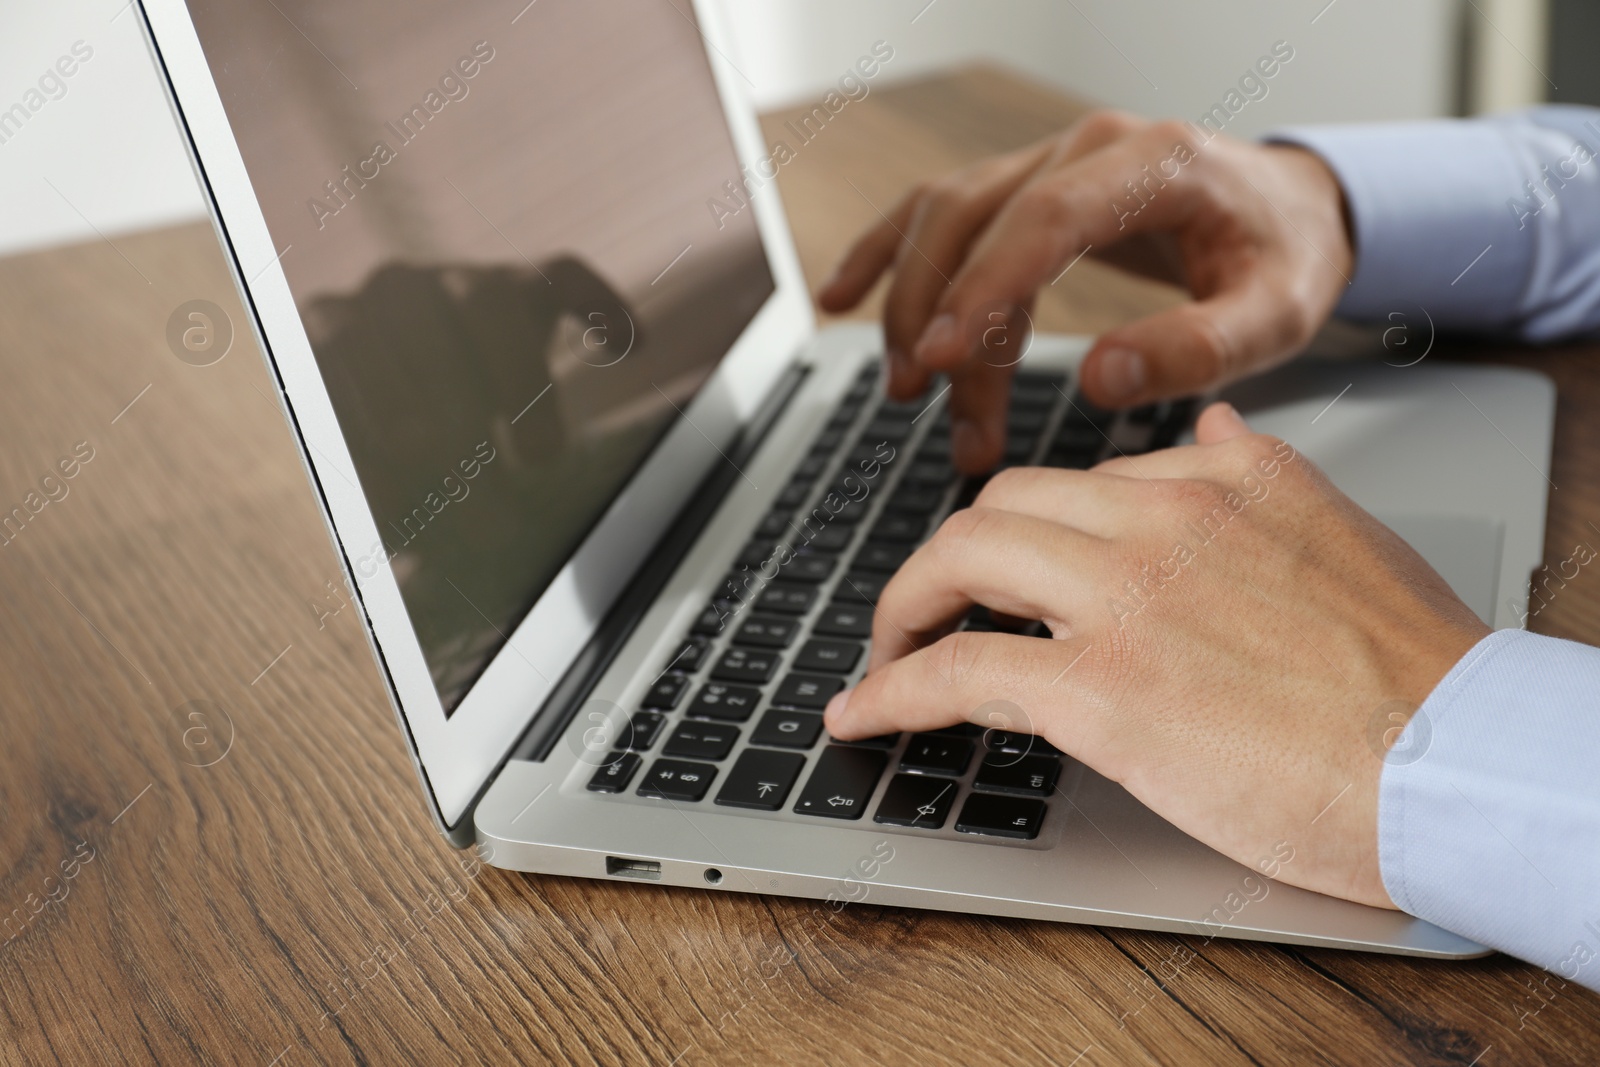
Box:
1267;122;1534;330
1380;629;1600;990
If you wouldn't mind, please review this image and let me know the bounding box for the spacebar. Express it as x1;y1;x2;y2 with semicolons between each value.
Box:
792;745;885;820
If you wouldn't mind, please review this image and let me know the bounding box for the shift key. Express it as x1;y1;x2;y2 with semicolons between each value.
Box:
793;745;886;820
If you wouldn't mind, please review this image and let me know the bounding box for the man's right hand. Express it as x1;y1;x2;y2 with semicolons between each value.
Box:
818;111;1354;473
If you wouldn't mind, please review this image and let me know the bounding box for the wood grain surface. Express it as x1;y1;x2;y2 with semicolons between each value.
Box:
0;63;1596;1066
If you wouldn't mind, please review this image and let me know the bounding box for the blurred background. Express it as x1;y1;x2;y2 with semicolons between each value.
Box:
0;0;1574;260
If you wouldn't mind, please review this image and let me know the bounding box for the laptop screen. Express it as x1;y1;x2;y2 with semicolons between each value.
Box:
184;0;775;712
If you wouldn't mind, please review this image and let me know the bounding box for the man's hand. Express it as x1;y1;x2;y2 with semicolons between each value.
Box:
824;404;1488;908
818;112;1353;473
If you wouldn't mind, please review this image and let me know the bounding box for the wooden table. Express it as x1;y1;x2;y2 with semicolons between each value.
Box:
2;64;1596;1066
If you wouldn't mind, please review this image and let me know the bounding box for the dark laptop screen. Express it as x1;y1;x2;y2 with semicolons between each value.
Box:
184;0;775;712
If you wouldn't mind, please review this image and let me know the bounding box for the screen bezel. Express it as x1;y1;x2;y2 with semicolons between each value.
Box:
138;0;815;830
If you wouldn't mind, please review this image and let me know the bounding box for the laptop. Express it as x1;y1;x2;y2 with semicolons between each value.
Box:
139;0;1554;958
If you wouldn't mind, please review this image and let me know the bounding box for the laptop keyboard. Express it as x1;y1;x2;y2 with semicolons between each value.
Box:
585;360;1195;843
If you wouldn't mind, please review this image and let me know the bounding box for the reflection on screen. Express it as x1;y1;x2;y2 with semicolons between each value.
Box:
186;0;775;711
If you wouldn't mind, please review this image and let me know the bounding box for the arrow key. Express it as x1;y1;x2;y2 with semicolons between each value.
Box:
793;745;886;820
873;773;958;829
716;748;806;810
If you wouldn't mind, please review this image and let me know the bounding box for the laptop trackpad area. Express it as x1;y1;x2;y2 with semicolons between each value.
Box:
1371;513;1504;627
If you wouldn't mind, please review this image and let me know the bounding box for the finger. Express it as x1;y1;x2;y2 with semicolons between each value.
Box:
1194;401;1252;443
1078;277;1306;407
817;187;921;313
869;506;1106;670
972;466;1155;537
946;342;1017;473
880;148;1055;398
825;629;1079;741
911;122;1214;374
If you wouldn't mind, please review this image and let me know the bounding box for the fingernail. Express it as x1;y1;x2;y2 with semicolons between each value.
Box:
951;418;985;469
825;689;853;721
1097;347;1146;403
915;313;958;362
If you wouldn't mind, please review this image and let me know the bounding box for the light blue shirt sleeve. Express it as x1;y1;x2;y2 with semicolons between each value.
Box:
1381;629;1600;992
1271;106;1600;342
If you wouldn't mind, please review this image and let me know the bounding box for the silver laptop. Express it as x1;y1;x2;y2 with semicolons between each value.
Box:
140;0;1554;957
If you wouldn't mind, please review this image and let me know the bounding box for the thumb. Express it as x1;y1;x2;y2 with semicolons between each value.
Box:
1080;279;1304;408
1193;401;1252;444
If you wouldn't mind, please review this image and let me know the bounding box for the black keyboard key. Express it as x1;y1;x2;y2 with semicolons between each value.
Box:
691;605;731;637
664;636;711;673
796;452;831;480
587;751;641;793
711;648;780;684
887;486;945;515
751;709;824;749
836;572;887;604
972;751;1060;796
874;774;959;829
811;428;845;453
637;759;717;801
738;540;778;568
850;541;910;574
813;602;873;638
642;673;690;710
1150;397;1198;451
863;416;913;442
777;479;814;510
904;459;954;487
777;553;837;584
1004;434;1037;463
955;793;1047;839
717;569;760;603
755;582;817;615
804;523;854;553
1127;403;1160;425
984;731;1063;757
793;746;887;819
900;733;973;776
793;639;862;675
771;673;844;709
686;683;762;722
614;711;666;751
715;749;806;810
1054;422;1105;453
831;732;900;748
733;615;800;649
871;514;927;543
663;721;740;761
917;435;952;460
1007;407;1050;434
756;509;793;540
931;723;984;738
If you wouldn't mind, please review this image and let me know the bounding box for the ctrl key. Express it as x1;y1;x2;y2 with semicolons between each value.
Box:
637;759;718;802
954;793;1047;840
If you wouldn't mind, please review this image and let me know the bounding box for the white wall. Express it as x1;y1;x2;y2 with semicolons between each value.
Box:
0;0;1539;260
720;0;1464;133
0;0;203;258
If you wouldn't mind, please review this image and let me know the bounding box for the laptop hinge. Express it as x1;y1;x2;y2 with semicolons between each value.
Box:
459;361;812;829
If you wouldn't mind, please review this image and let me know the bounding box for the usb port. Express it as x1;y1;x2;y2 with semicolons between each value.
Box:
605;856;662;880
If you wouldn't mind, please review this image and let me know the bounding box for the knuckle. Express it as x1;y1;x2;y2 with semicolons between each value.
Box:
1148;118;1200;156
932;505;996;559
972;466;1035;509
1074;109;1141;144
1176;306;1234;385
930;630;988;691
